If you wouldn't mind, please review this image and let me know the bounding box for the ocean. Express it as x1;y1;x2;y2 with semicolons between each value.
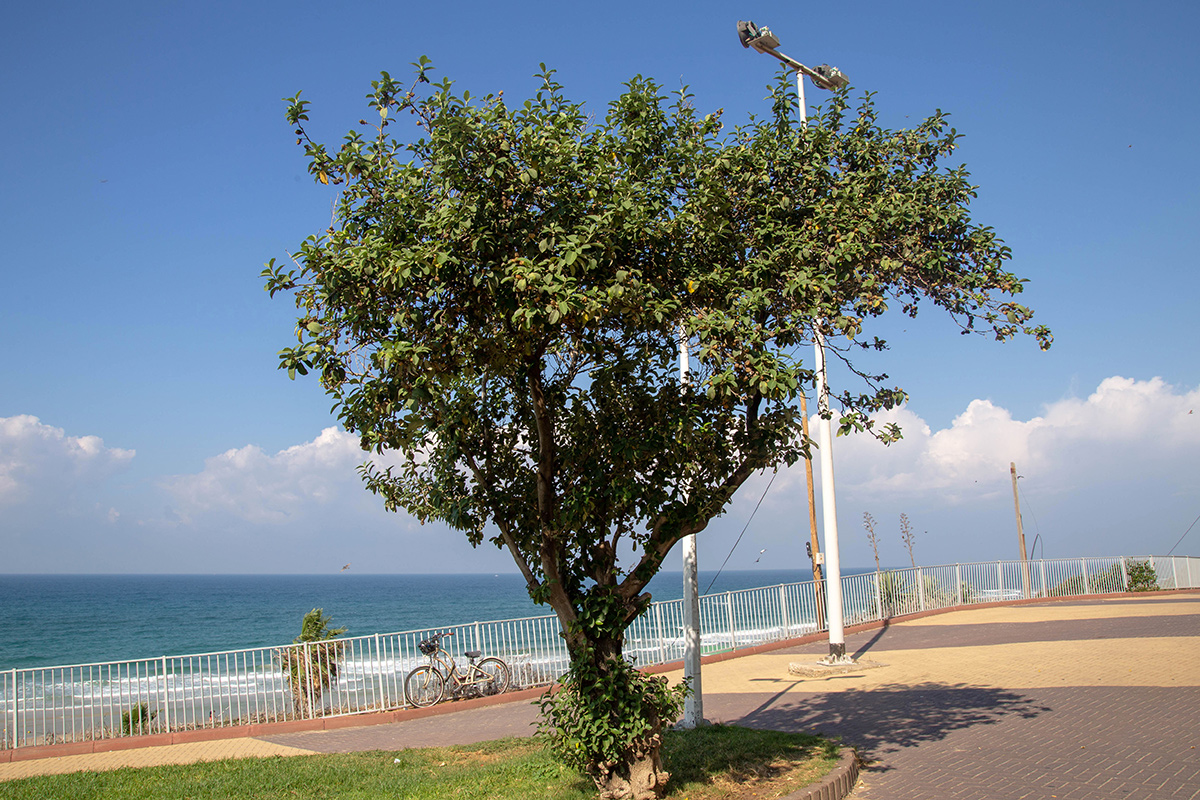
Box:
0;570;823;671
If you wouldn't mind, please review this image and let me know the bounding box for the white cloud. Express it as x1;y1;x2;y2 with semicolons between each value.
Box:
0;415;135;507
160;426;394;524
5;376;1198;573
707;376;1200;567
151;427;512;574
818;376;1200;500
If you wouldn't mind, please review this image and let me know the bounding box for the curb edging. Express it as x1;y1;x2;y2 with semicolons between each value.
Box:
783;747;859;800
2;686;548;763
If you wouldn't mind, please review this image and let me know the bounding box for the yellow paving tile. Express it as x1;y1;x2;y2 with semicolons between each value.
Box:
913;598;1200;625
664;635;1200;695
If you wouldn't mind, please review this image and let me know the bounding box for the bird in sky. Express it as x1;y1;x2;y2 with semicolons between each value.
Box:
341;563;351;572
755;549;766;563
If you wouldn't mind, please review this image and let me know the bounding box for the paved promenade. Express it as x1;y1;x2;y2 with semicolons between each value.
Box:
3;592;1198;799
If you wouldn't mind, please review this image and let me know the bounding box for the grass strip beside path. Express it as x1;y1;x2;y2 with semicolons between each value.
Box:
2;726;840;800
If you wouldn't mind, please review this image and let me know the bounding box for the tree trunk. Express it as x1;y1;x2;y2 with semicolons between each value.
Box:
594;734;671;800
567;632;676;800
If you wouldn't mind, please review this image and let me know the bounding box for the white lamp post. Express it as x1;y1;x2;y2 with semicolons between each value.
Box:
738;19;854;664
680;327;704;728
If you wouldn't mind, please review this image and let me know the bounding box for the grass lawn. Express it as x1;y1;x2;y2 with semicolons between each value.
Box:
2;725;841;799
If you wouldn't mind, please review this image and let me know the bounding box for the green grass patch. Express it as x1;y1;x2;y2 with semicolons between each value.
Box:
2;727;840;799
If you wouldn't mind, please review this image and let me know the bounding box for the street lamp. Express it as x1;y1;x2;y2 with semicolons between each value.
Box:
738;19;855;665
737;21;848;91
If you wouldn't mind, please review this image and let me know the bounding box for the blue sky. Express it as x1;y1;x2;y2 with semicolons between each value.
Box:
2;0;1197;574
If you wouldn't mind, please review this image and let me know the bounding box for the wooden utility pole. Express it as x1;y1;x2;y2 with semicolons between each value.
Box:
800;393;825;625
1010;462;1032;597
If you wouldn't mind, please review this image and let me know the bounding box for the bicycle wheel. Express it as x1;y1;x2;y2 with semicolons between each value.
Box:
476;657;510;696
405;665;445;708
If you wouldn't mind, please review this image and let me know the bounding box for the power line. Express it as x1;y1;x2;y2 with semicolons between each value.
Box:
1167;510;1200;556
705;469;777;594
1016;480;1044;558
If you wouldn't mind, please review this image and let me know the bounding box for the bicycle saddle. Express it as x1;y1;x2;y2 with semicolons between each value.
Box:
464;649;482;659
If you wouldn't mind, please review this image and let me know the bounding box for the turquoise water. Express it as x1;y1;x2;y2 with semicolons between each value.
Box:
1;570;821;670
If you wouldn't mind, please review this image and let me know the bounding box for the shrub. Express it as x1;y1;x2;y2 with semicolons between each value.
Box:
878;570;911;617
277;608;347;715
1125;559;1159;592
538;658;688;799
121;703;157;736
1050;563;1123;596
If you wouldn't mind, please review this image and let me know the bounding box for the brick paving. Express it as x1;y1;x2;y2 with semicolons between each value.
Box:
694;596;1200;799
3;591;1198;799
261;698;543;753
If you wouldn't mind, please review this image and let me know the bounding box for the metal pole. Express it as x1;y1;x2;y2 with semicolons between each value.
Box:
795;69;850;665
814;326;849;663
680;326;704;728
1011;463;1031;596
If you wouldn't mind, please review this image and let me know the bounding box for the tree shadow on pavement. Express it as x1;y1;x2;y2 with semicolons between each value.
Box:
733;682;1050;772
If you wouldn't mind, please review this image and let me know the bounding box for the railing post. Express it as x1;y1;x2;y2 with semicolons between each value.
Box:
955;564;963;606
725;592;736;651
779;585;790;639
997;562;1004;598
654;603;666;664
1081;559;1091;595
1172;557;1181;590
305;642;315;718
161;656;170;734
1119;556;1129;591
873;571;883;621
8;669;15;750
917;568;926;612
814;577;825;631
374;634;385;708
1039;560;1047;597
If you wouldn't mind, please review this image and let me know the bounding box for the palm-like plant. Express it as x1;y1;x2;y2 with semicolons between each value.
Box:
278;608;347;716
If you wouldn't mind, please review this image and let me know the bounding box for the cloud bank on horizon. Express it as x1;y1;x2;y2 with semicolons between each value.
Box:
3;375;1196;574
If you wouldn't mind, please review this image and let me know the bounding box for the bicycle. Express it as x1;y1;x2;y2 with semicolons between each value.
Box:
405;631;511;708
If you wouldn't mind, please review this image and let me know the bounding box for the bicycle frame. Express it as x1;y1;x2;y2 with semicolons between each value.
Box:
425;645;492;696
406;632;511;709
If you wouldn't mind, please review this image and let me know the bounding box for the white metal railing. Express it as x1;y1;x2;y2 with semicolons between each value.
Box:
3;554;1196;750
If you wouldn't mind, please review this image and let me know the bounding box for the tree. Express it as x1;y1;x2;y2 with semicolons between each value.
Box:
278;608;347;716
900;513;917;568
863;512;882;573
264;61;1049;798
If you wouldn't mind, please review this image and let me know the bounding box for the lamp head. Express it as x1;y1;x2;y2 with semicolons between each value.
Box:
811;64;849;91
737;20;780;53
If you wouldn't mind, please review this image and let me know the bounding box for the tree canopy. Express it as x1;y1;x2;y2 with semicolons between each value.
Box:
264;60;1049;798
